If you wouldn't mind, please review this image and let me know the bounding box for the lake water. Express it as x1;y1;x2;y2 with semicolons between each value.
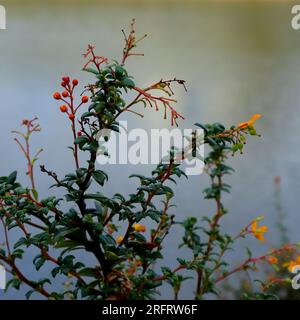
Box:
1;0;300;299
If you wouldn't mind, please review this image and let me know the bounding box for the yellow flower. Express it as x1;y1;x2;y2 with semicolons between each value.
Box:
284;256;300;272
251;220;268;241
267;255;278;265
133;224;146;232
238;114;262;129
116;236;124;244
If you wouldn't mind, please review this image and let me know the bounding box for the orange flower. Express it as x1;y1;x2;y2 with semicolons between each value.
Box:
251;220;268;241
284;256;300;272
249;114;262;123
133;224;146;232
116;236;124;244
267;255;278;265
238;114;262;129
287;261;298;272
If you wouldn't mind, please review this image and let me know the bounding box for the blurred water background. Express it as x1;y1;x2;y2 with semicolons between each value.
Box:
1;0;300;299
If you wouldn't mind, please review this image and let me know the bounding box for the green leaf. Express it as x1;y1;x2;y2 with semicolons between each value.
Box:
33;255;46;271
121;78;135;88
14;237;28;249
78;268;97;277
7;171;17;184
81;111;95;119
194;123;207;133
31;189;39;200
92;170;108;186
55;240;82;249
51;267;61;278
74;136;89;145
54;228;80;242
147;210;161;223
115;65;127;78
99;234;116;246
25;290;35;300
106;251;121;262
83;67;99;75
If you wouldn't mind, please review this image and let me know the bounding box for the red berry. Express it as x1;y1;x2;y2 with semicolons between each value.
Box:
62;91;69;98
72;79;79;86
53;92;61;100
61;81;67;87
60;105;68;112
69;113;75;120
62;76;70;84
81;96;89;103
60;105;68;113
77;131;82;137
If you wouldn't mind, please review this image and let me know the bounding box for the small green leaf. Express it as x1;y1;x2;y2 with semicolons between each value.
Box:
7;171;17;184
31;189;39;200
121;78;135;88
92;170;108;186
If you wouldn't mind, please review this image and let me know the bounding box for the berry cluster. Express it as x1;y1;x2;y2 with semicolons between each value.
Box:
53;76;89;121
53;76;89;168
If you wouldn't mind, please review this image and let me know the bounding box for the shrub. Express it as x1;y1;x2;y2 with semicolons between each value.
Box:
0;20;297;300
